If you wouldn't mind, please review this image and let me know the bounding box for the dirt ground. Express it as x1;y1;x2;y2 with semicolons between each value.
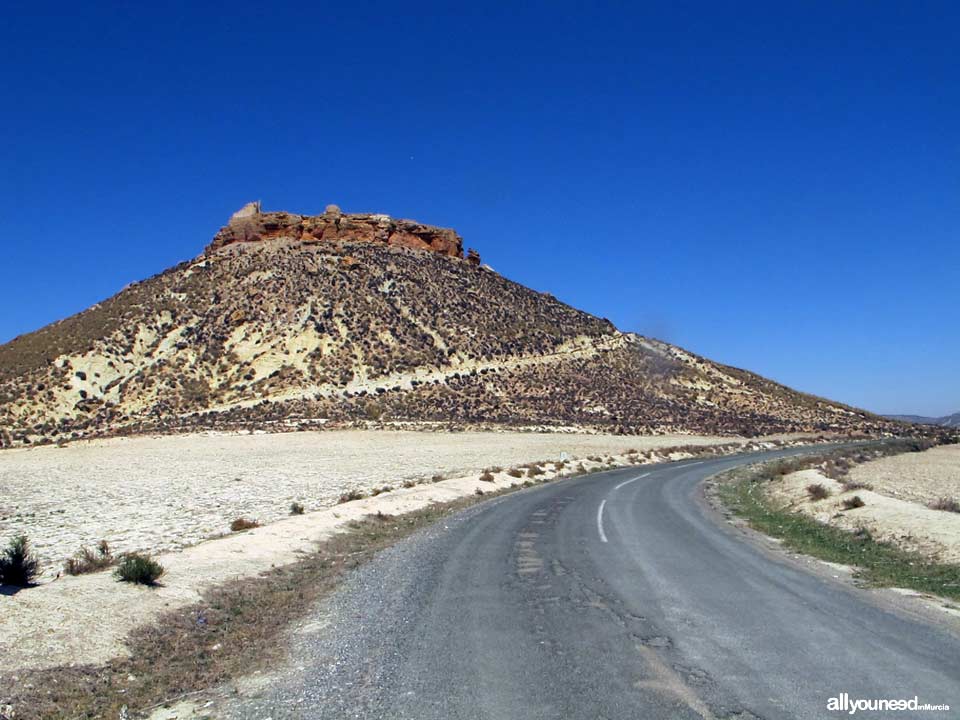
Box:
0;429;759;580
845;444;960;505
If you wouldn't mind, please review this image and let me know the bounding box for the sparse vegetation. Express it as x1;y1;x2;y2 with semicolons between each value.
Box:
841;479;873;492
718;444;960;601
338;489;365;503
841;495;865;510
370;486;393;496
64;540;114;575
230;517;260;532
0;489;528;719
474;487;485;496
806;483;830;501
928;497;960;513
506;468;523;478
526;465;545;478
114;553;165;585
0;535;40;586
289;502;305;515
402;480;417;489
431;474;445;483
479;471;495;482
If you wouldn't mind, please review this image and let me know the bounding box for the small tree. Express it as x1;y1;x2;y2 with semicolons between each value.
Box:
0;535;41;586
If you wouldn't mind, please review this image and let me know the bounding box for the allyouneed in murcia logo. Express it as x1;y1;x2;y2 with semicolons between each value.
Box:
827;693;951;715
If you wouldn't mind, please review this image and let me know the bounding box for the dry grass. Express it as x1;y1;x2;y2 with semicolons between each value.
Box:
338;489;365;504
479;471;495;482
64;541;114;576
806;483;830;501
229;518;259;532
928;497;960;513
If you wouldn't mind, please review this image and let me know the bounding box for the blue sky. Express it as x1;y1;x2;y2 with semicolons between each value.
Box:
2;2;957;416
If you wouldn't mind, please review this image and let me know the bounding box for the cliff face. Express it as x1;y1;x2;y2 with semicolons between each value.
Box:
206;203;466;260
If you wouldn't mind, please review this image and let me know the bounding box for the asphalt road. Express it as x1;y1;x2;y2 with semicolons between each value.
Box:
226;448;960;719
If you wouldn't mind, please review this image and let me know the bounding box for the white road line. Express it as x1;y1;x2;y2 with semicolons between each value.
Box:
597;499;608;543
615;471;650;490
686;461;703;466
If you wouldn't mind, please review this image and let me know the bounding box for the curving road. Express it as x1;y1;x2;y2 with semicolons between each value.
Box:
226;448;960;719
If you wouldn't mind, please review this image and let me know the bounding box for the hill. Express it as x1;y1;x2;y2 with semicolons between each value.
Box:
0;204;904;448
886;413;960;428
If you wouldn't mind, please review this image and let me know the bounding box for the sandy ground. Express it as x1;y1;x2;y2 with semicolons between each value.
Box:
845;444;960;505
771;463;960;564
0;431;806;673
0;429;759;581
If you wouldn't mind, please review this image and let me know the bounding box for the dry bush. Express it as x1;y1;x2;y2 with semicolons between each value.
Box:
431;474;445;483
479;471;495;482
338;489;365;503
402;480;417;489
506;468;523;478
928;497;960;513
806;483;830;501
64;540;114;575
841;480;873;492
841;495;866;510
289;502;305;515
526;465;545;478
230;517;260;532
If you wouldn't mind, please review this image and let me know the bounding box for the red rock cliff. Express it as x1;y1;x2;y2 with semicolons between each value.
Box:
205;203;465;259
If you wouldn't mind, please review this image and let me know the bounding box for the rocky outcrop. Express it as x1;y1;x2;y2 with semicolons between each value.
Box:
206;203;464;259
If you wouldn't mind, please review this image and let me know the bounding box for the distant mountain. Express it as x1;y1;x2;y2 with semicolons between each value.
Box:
0;203;905;448
885;413;960;428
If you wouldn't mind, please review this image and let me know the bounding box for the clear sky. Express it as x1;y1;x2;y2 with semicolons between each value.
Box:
2;2;957;417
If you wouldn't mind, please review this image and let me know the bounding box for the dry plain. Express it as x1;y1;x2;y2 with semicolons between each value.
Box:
0;428;776;580
770;444;960;563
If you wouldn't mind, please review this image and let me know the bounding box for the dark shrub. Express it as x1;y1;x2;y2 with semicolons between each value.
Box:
115;553;165;585
806;483;830;501
841;496;866;510
0;535;40;586
289;502;305;515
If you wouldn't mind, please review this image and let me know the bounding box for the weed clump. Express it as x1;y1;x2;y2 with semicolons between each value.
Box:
338;489;365;503
114;553;165;585
64;540;114;576
806;483;830;501
479;471;495;482
506;468;523;478
289;502;305;516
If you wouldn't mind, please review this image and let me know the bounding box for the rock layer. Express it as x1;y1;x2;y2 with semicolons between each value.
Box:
206;203;464;259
